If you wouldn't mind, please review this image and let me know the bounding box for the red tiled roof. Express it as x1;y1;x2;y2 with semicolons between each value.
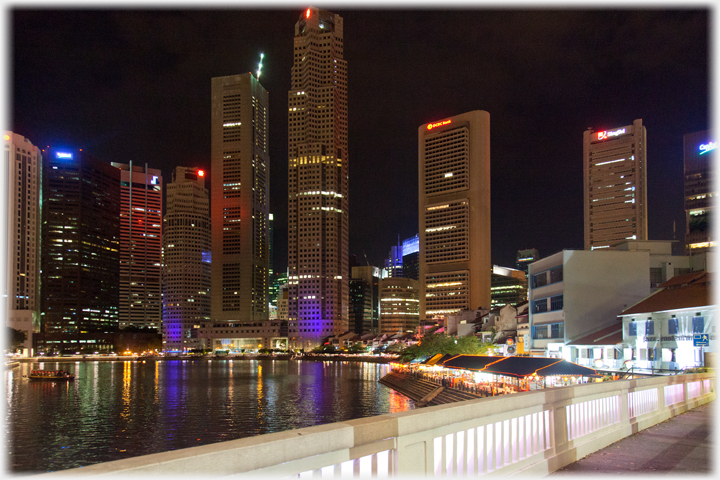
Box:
659;270;707;288
622;272;711;315
567;321;623;346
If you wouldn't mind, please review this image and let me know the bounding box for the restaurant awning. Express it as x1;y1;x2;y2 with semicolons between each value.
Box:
422;353;453;366
434;355;601;378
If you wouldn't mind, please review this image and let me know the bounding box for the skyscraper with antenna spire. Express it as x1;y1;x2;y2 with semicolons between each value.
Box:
210;72;270;327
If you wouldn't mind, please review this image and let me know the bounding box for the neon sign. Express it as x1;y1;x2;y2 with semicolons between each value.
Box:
55;152;73;159
699;142;716;155
427;119;451;130
597;128;626;140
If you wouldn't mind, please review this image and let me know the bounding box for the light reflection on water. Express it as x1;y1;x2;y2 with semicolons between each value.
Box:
6;359;414;473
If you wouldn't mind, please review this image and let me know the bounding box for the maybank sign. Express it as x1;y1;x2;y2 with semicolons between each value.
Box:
55;152;73;159
699;141;716;155
597;128;626;140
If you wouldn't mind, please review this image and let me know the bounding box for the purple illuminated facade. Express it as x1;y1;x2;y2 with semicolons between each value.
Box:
162;167;211;353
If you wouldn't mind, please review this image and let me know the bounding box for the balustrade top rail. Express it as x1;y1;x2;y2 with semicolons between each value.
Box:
38;372;715;478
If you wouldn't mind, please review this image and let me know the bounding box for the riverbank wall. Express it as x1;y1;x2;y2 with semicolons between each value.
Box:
15;354;400;364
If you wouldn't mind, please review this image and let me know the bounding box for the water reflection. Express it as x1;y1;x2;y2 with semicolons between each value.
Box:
7;360;413;473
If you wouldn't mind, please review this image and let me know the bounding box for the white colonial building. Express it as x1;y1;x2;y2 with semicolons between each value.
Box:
620;271;713;372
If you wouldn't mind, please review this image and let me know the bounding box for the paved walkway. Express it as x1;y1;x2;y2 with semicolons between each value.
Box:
553;401;714;474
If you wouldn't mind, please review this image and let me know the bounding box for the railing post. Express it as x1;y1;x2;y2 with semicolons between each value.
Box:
551;404;567;457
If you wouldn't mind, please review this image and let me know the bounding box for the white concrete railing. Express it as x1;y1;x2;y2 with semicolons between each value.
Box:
39;373;714;478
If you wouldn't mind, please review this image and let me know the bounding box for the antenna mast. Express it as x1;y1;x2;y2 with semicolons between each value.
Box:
257;53;264;78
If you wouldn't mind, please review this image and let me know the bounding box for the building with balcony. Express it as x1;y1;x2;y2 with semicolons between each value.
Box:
528;249;650;359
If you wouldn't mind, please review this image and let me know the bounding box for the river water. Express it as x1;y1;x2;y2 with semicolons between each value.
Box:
5;359;415;473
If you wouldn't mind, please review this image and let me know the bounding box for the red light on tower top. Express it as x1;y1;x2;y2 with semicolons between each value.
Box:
306;8;311;18
197;169;205;177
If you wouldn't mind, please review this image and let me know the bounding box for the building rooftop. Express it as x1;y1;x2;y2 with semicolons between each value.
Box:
567;321;623;346
621;271;710;315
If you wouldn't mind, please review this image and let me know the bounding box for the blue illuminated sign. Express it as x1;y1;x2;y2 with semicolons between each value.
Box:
150;175;159;185
55;152;73;159
699;142;716;155
693;333;709;347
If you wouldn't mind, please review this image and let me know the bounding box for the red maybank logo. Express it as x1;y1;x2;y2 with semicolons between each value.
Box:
427;119;452;130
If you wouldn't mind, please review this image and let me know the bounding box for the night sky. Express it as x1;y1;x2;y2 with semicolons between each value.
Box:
10;7;710;274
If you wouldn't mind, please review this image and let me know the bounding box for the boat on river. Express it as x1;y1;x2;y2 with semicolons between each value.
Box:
23;370;75;381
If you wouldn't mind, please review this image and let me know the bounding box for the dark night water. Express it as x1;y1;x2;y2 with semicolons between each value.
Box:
6;359;414;473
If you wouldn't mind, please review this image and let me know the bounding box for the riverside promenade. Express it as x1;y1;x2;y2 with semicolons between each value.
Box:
553;400;714;474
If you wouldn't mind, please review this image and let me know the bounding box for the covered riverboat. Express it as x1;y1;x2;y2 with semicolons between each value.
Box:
24;370;75;381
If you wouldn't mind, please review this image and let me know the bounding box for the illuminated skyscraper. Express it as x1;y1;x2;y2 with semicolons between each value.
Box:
111;162;163;331
402;234;420;280
419;110;491;322
349;266;380;335
379;277;419;335
515;248;539;276
287;7;349;348
210;72;270;325
39;148;120;355
3;132;42;354
491;265;528;308
162;167;211;353
683;130;715;253
583;119;648;250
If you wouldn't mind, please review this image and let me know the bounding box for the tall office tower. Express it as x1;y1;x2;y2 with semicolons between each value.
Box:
419;111;491;323
269;213;275;279
384;243;403;277
287;7;348;348
379;277;419;335
162;167;211;354
491;265;528;308
39;148;120;355
269;271;288;316
349;265;380;334
211;72;270;325
515;248;539;276
111;162;163;331
402;234;420;280
683;130;715;253
3;132;42;355
583;119;648;250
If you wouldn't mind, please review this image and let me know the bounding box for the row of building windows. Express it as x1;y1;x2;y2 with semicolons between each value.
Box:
628;317;705;336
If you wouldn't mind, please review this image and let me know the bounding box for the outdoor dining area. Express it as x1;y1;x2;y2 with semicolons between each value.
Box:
389;354;603;398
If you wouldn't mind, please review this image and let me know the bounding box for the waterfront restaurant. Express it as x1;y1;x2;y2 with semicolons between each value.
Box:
393;354;601;395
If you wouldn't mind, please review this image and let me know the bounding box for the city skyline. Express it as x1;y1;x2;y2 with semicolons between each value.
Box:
9;8;710;270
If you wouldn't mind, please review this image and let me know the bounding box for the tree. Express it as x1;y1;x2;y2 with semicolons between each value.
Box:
348;342;367;354
311;344;336;354
399;333;494;361
6;327;27;353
